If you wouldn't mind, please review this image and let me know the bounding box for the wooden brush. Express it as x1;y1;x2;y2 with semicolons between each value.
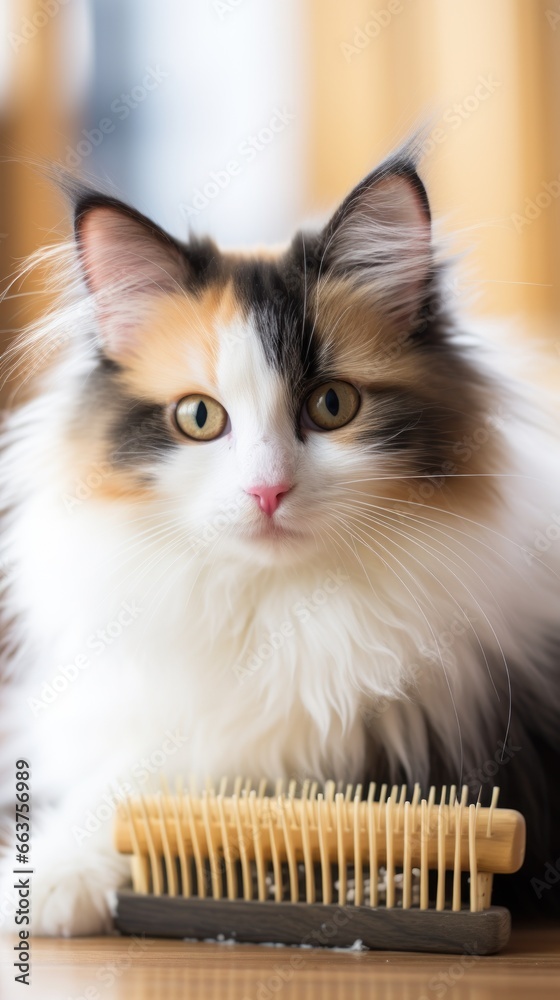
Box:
113;778;525;954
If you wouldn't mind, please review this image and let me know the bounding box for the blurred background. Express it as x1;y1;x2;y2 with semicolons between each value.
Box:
1;0;559;402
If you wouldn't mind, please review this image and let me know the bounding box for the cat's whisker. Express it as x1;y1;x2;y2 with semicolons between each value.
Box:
137;521;228;635
124;530;217;627
82;517;214;622
328;509;465;783
339;486;560;574
334;500;506;705
336;492;533;590
337;472;558;485
86;517;205;573
335;502;513;753
86;531;195;624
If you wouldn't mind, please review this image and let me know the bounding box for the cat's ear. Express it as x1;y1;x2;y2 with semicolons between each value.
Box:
74;195;187;359
321;157;432;327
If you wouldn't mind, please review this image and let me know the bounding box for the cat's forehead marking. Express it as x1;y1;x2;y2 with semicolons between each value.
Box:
118;282;241;400
215;311;289;427
227;248;322;387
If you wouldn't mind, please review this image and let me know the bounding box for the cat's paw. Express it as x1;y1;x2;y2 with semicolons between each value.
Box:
0;833;130;936
31;865;116;937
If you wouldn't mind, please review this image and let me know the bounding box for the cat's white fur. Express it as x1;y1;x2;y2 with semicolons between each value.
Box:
1;300;559;935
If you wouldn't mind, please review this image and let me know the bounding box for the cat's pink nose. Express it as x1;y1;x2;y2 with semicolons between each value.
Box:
246;483;292;517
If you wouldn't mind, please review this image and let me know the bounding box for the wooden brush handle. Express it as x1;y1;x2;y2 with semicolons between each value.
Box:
114;794;525;875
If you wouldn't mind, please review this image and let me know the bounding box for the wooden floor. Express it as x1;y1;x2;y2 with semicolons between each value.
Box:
1;923;560;999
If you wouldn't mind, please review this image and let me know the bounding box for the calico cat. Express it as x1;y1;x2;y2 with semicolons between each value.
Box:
0;143;559;935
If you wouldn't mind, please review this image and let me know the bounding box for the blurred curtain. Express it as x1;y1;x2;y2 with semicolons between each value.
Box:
307;0;560;333
0;0;90;404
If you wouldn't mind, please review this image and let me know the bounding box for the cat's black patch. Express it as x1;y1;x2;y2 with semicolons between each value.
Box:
109;400;175;468
359;386;467;477
96;353;122;374
82;364;178;470
231;233;325;403
181;235;225;291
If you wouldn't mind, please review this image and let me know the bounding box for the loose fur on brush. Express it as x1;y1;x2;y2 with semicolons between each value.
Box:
0;143;559;935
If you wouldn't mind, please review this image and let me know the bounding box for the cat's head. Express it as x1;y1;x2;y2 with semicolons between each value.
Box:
65;148;491;566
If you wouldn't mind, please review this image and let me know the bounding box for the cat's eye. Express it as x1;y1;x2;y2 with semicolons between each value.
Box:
175;394;228;441
305;380;360;431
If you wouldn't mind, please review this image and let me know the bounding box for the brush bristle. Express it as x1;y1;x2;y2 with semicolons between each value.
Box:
114;778;525;914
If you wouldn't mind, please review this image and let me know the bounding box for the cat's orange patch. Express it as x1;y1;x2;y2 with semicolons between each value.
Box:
119;281;242;402
58;433;155;509
313;279;416;385
92;476;155;505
